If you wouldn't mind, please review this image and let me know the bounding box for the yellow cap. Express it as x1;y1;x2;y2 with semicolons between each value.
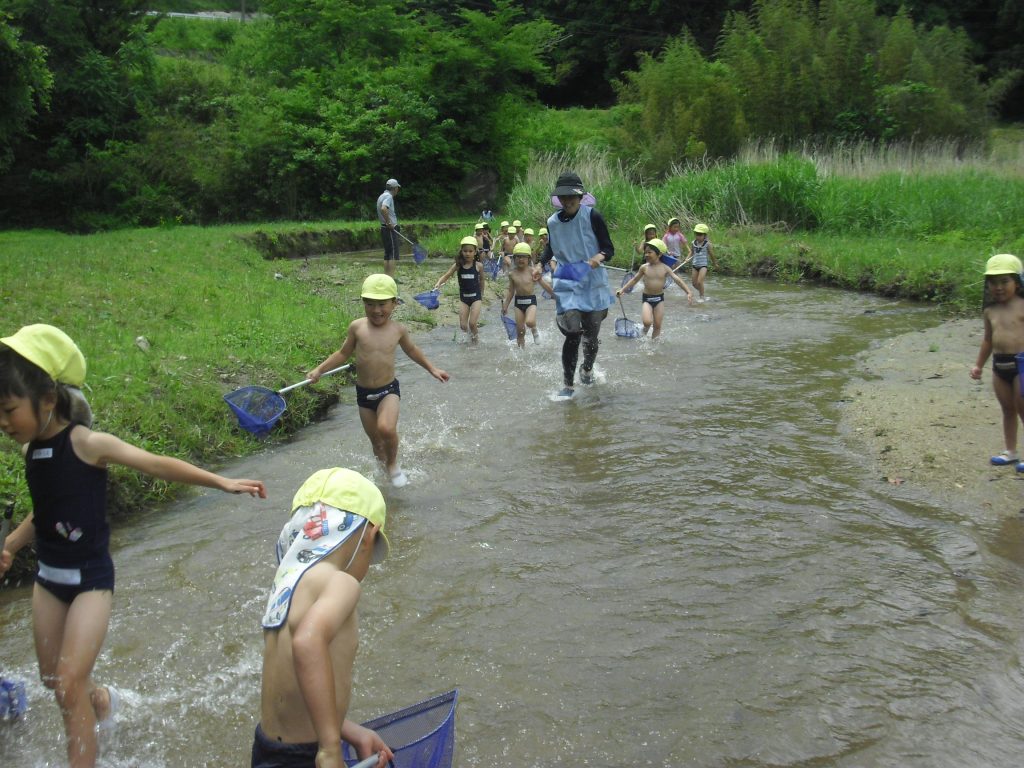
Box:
291;468;389;564
0;324;86;386
513;242;532;256
512;219;522;227
668;217;681;227
644;238;668;255
694;223;709;234
474;222;485;230
524;228;535;236
539;228;548;236
460;236;479;248
500;220;510;228
985;254;1022;276
507;226;518;234
644;223;657;234
360;274;398;300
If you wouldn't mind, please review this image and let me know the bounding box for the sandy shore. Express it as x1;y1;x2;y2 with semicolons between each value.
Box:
841;318;1024;514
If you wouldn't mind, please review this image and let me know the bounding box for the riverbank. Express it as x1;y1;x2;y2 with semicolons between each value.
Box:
842;318;1024;515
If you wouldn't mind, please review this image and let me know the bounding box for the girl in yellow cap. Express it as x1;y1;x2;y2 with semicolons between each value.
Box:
0;324;266;768
677;223;718;303
433;237;486;342
970;255;1024;469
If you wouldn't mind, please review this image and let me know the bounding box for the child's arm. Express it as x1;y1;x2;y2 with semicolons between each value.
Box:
970;313;994;380
708;242;719;269
398;327;450;382
309;324;357;382
669;269;695;303
0;513;36;576
290;572;367;768
616;265;645;296
502;279;514;313
75;430;267;497
433;263;458;291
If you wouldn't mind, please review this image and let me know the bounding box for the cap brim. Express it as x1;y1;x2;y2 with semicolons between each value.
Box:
361;293;398;300
553;186;585;196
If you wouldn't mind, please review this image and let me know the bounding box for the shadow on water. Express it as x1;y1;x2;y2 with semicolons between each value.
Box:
3;277;1024;767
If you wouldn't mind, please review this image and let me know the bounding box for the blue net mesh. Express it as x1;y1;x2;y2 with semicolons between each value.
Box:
501;314;517;340
223;386;287;436
343;690;458;768
414;290;440;310
616;317;641;338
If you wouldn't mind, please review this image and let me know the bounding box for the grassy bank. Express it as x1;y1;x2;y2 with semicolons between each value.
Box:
0;223;458;561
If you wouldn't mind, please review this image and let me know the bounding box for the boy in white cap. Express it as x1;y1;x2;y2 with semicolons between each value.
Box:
307;274;449;487
253;468;394;768
376;179;401;277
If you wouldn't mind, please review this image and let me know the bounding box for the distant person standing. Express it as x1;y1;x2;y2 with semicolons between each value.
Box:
542;172;614;398
376;179;401;277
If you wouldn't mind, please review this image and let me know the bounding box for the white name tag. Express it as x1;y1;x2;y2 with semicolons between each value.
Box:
31;448;53;460
38;562;82;585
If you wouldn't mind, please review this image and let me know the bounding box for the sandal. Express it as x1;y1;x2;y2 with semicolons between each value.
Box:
991;450;1018;466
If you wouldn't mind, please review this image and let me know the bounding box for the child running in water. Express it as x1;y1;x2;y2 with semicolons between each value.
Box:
307;274;449;488
499;226;518;271
433;237;486;342
663;217;688;267
677;223;718;303
970;254;1024;469
0;324;266;768
502;243;552;347
616;239;694;338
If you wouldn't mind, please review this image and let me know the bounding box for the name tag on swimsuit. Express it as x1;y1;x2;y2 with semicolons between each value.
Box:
31;448;53;460
38;562;82;585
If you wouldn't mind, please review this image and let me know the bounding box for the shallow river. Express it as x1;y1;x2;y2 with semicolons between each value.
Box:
3;276;1024;767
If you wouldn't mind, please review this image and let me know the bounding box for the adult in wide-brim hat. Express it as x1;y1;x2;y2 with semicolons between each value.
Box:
540;172;615;398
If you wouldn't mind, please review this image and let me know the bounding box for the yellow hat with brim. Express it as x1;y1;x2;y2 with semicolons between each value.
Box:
985;253;1022;276
539;228;548;236
474;222;485;230
643;223;657;234
291;468;389;564
500;221;510;228
694;223;710;234
507;226;518;234
524;228;535;236
513;242;532;256
0;324;86;386
512;220;522;227
460;236;479;248
668;217;681;227
360;273;398;300
645;238;668;255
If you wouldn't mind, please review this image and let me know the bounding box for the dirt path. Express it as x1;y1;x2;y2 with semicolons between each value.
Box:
842;318;1024;514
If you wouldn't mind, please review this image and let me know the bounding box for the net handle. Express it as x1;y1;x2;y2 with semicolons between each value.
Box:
279;364;351;394
350;754;393;768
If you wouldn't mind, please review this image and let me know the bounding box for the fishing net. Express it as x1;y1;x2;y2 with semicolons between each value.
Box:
484;257;500;279
0;679;28;720
343;690;458;768
414;290;440;310
620;271;635;293
615;316;641;338
501;313;518;340
413;243;428;265
223;386;286;436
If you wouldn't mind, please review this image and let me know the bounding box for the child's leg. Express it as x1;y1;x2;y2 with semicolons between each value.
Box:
993;375;1020;452
651;301;666;339
34;585;112;768
374;394;402;476
514;307;527;348
458;302;470;334
525;305;539;340
468;300;481;341
640;301;654;334
358;406;389;468
694;267;707;297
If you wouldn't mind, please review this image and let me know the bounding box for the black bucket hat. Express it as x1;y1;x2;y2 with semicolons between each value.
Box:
552;172;586;197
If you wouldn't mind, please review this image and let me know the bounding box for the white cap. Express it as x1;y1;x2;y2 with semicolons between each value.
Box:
386;178;401;188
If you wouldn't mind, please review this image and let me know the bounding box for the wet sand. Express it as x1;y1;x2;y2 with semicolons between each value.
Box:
842;318;1024;515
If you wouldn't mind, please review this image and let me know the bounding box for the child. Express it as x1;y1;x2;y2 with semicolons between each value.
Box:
535;228;553;275
0;324;266;768
512;220;524;242
254;467;394;768
523;228;536;251
970;254;1024;469
433;237;486;342
663;217;689;266
499;226;518;271
307;274;449;488
502;243;551;347
634;224;658;258
475;222;492;261
677;222;718;303
616;239;694;338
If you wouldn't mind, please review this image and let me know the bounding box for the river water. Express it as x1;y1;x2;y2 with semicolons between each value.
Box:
2;276;1024;767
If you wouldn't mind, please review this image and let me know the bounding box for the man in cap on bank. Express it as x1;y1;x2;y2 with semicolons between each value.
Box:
376;178;401;277
540;172;615;398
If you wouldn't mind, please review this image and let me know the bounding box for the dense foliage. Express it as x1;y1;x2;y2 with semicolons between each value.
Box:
0;0;1018;229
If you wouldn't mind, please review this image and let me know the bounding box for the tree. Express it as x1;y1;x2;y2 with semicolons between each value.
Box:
0;15;52;172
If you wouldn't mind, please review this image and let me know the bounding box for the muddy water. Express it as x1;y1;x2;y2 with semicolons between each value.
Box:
3;277;1024;767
